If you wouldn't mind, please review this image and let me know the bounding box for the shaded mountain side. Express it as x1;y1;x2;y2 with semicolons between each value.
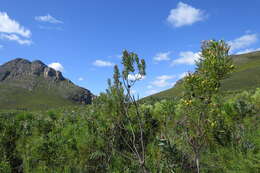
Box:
145;51;260;100
0;58;94;110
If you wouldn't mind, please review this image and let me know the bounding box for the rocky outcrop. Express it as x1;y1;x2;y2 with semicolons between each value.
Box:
43;67;55;79
43;67;65;81
70;87;93;104
0;71;10;81
31;60;46;75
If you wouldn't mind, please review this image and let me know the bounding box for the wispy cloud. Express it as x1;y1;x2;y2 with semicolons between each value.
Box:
146;75;176;96
108;54;122;59
146;89;159;95
146;72;190;96
228;34;258;53
172;51;200;65
38;25;63;31
0;12;32;45
35;14;63;24
178;72;189;79
167;2;206;27
236;48;260;55
48;62;64;72
151;75;175;87
130;89;137;95
171;33;258;64
0;33;32;45
93;60;114;67
153;51;171;61
0;12;31;38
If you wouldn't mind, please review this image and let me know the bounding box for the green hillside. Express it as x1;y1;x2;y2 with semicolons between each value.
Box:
146;51;260;99
0;81;86;110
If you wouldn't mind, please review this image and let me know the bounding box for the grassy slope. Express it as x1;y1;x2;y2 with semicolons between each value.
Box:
145;51;260;100
0;85;77;110
0;77;81;110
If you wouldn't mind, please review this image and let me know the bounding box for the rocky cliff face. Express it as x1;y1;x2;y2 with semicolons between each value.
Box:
0;58;94;106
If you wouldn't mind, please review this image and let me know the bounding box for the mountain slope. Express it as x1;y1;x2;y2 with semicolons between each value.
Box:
0;58;94;110
146;51;260;100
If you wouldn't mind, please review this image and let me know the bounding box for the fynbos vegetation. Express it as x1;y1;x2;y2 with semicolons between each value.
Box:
0;40;260;172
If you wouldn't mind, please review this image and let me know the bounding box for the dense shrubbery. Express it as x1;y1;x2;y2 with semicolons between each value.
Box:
0;41;260;172
0;89;259;173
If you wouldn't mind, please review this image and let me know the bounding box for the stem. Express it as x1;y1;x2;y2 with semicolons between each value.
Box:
196;154;200;173
122;76;147;172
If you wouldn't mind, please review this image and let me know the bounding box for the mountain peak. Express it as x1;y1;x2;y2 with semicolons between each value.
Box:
6;58;31;65
0;58;65;81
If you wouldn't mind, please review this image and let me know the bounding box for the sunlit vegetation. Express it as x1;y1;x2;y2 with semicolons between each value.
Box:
0;41;260;172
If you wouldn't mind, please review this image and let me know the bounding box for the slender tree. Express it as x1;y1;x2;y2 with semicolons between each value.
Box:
105;50;150;172
180;40;234;173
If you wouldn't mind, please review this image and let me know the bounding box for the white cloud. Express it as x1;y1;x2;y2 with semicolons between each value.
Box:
146;89;159;95
0;12;31;38
93;60;114;67
128;74;145;81
48;62;64;72
35;14;63;24
78;77;84;81
0;12;32;46
228;34;258;52
151;75;175;88
171;82;176;87
157;75;175;81
235;48;260;55
167;2;205;27
0;34;32;45
108;54;122;59
178;72;189;79
38;25;63;31
172;51;200;65
147;75;176;95
153;51;171;61
130;89;136;95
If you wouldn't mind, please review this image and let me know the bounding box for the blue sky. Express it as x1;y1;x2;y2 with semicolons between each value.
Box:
0;0;260;97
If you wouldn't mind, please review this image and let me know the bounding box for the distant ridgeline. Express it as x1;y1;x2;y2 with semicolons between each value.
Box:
145;51;260;100
0;58;94;110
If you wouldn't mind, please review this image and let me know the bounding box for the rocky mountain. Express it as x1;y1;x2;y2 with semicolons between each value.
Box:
0;58;94;110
